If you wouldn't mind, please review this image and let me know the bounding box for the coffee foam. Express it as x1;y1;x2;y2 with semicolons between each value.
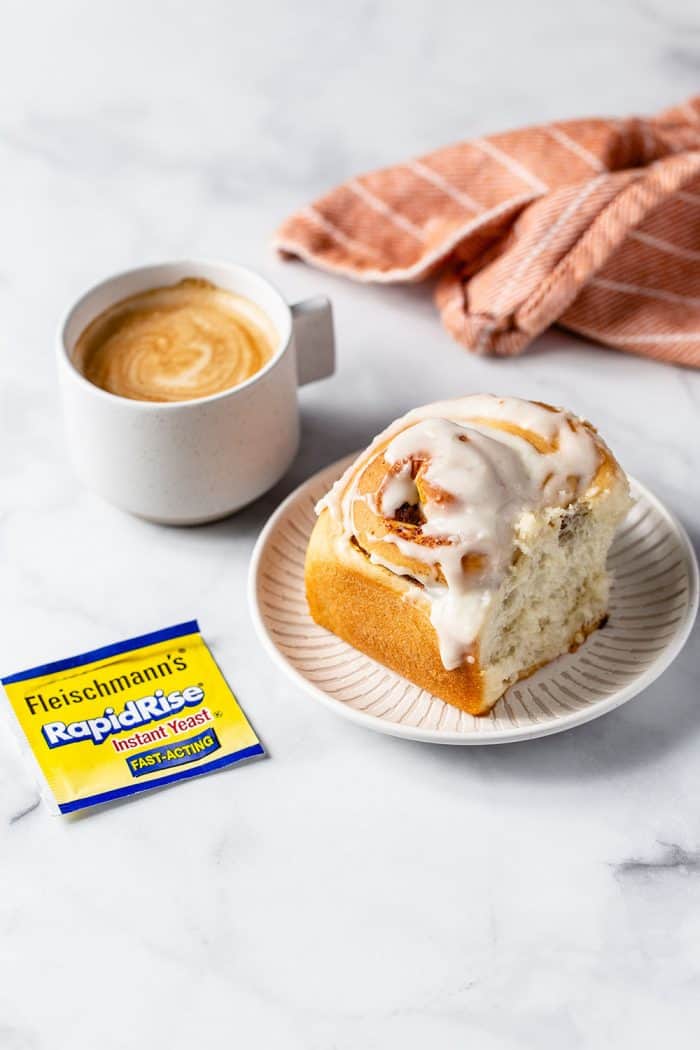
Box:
74;278;278;402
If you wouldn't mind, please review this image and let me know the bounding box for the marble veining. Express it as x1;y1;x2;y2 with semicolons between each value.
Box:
614;841;700;878
1;2;700;1048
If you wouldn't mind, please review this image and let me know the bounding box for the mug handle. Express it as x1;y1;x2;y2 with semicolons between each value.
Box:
291;297;336;386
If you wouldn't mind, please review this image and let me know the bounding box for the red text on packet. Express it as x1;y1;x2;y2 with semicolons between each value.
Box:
166;708;213;735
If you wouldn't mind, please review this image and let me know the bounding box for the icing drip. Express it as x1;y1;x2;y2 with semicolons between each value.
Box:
379;467;420;517
317;396;607;671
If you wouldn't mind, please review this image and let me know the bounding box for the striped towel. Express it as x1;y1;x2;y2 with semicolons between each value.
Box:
276;97;700;367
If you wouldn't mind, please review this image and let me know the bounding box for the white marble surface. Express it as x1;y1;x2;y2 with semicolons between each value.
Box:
1;2;700;1046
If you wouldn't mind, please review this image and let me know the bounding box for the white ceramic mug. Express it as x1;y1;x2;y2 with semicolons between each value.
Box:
58;260;335;524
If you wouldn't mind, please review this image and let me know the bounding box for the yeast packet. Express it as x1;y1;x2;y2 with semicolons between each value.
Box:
1;620;263;814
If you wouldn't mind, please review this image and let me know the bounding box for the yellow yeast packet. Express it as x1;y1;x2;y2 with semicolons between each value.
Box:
2;620;263;814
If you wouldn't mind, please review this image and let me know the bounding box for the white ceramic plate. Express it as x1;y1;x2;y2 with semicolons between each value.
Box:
249;455;698;744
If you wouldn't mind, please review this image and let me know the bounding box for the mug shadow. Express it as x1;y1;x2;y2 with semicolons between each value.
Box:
197;400;390;543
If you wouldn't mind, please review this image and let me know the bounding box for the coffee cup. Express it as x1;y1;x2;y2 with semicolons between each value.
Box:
58;260;335;524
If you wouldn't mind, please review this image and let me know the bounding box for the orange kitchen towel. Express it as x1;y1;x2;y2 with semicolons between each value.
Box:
276;97;700;366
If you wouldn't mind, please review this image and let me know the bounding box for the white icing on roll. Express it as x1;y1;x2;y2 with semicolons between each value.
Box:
317;396;609;671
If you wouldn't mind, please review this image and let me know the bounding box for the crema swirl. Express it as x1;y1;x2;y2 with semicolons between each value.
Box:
74;278;278;402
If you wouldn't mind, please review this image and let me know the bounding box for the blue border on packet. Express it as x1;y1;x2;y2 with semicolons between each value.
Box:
58;743;265;813
1;620;200;685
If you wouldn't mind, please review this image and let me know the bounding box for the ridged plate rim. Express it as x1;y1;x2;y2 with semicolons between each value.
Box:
248;455;699;745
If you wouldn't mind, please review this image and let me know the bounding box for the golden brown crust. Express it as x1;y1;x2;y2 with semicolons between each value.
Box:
305;508;491;715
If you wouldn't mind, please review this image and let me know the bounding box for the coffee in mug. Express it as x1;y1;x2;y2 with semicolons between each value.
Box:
58;260;335;523
73;277;278;403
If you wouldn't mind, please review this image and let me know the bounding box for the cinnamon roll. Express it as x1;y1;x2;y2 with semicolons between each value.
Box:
305;395;631;715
